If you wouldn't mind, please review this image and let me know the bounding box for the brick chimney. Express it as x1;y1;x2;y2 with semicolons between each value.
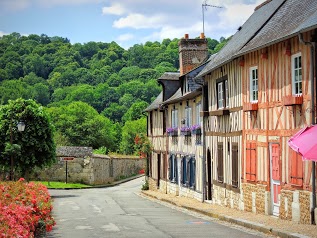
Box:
178;33;208;75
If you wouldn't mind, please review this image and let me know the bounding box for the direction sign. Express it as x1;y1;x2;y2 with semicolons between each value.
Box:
61;157;74;161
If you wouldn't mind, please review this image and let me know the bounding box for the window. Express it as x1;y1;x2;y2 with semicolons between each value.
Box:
232;143;239;188
292;53;302;95
196;102;201;125
184;77;190;93
217;143;224;182
149;112;153;135
171;109;178;128
250;66;258;102
181;156;187;186
185;107;192;128
216;76;229;109
181;156;196;189
246;142;256;181
289;149;303;186
169;154;178;183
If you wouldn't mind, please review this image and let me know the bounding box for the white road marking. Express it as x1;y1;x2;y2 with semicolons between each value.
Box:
75;225;93;230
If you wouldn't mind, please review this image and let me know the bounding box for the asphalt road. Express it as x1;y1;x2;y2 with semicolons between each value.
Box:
48;177;271;238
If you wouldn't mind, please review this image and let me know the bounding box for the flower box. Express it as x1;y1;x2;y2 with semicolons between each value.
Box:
180;126;191;136
192;128;202;135
191;125;202;135
243;102;258;112
282;95;303;106
168;130;178;137
167;127;178;137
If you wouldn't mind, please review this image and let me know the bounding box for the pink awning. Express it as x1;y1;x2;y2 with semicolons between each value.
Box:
288;125;317;161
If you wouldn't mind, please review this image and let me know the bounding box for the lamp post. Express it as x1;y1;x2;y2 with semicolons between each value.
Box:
9;121;25;181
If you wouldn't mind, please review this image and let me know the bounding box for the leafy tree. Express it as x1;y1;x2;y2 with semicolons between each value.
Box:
101;103;126;123
120;117;146;155
122;100;148;123
47;101;117;150
0;98;56;179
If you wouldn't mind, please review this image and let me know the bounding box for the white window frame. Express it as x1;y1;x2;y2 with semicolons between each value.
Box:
185;107;192;127
249;66;258;102
172;109;178;128
196;102;201;125
292;53;302;95
217;78;228;109
218;82;224;109
184;77;190;94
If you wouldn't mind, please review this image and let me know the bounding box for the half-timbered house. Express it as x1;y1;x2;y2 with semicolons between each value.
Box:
235;0;317;223
146;33;208;200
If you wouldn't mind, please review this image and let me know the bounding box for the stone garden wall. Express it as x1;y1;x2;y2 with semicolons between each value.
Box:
33;146;146;185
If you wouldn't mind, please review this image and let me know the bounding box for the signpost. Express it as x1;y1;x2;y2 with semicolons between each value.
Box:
61;157;74;183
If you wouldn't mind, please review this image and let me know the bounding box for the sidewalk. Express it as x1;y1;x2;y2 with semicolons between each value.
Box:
141;190;316;238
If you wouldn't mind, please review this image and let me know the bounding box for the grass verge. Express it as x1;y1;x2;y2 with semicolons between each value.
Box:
36;181;92;189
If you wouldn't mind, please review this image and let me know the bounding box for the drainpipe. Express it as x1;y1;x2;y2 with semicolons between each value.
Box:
299;32;316;225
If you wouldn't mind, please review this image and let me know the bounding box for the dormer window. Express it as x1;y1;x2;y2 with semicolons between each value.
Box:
292;53;302;95
216;76;229;109
184;77;190;94
250;66;258;102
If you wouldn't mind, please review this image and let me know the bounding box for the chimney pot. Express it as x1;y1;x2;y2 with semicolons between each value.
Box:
200;33;205;39
184;34;189;39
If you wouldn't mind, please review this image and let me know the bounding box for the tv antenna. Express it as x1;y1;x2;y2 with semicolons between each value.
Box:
202;1;223;35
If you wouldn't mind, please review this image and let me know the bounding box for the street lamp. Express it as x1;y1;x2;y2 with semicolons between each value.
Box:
9;121;26;180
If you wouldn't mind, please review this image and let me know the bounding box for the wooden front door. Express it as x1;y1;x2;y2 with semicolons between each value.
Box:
270;143;281;216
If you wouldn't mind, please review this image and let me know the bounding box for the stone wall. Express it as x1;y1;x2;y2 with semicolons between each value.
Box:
212;185;241;209
242;183;268;214
148;177;158;191
33;147;146;185
299;191;311;224
280;190;293;221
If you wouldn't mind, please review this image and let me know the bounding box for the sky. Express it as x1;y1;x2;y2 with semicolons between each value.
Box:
0;0;265;49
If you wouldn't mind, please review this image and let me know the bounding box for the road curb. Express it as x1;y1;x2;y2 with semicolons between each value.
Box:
141;191;310;238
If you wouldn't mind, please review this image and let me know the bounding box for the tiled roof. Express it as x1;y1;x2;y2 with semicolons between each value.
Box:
144;92;163;112
237;0;317;55
158;72;180;81
162;88;202;105
197;0;285;77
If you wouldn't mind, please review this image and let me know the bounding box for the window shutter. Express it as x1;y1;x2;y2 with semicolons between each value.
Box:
271;144;280;181
232;144;239;188
290;149;303;186
168;155;172;180
246;142;256;181
174;157;178;184
217;143;224;182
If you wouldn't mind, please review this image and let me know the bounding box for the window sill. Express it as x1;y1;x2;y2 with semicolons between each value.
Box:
282;95;303;106
209;109;230;116
243;102;258;112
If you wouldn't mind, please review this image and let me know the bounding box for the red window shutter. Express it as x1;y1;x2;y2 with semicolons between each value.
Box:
250;142;256;181
272;144;280;181
246;142;256;181
290;149;303;186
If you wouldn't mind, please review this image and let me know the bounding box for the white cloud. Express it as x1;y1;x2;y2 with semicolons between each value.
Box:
113;13;167;29
0;31;9;37
36;0;103;7
102;3;126;16
0;0;30;12
117;33;134;42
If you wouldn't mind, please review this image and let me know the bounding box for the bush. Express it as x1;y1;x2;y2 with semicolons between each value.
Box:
0;178;55;237
141;179;149;190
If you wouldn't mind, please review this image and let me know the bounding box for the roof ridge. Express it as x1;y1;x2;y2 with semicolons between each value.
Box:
254;0;273;11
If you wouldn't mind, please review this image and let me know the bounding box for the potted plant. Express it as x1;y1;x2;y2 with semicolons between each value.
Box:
166;127;178;137
180;126;191;136
191;124;201;135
